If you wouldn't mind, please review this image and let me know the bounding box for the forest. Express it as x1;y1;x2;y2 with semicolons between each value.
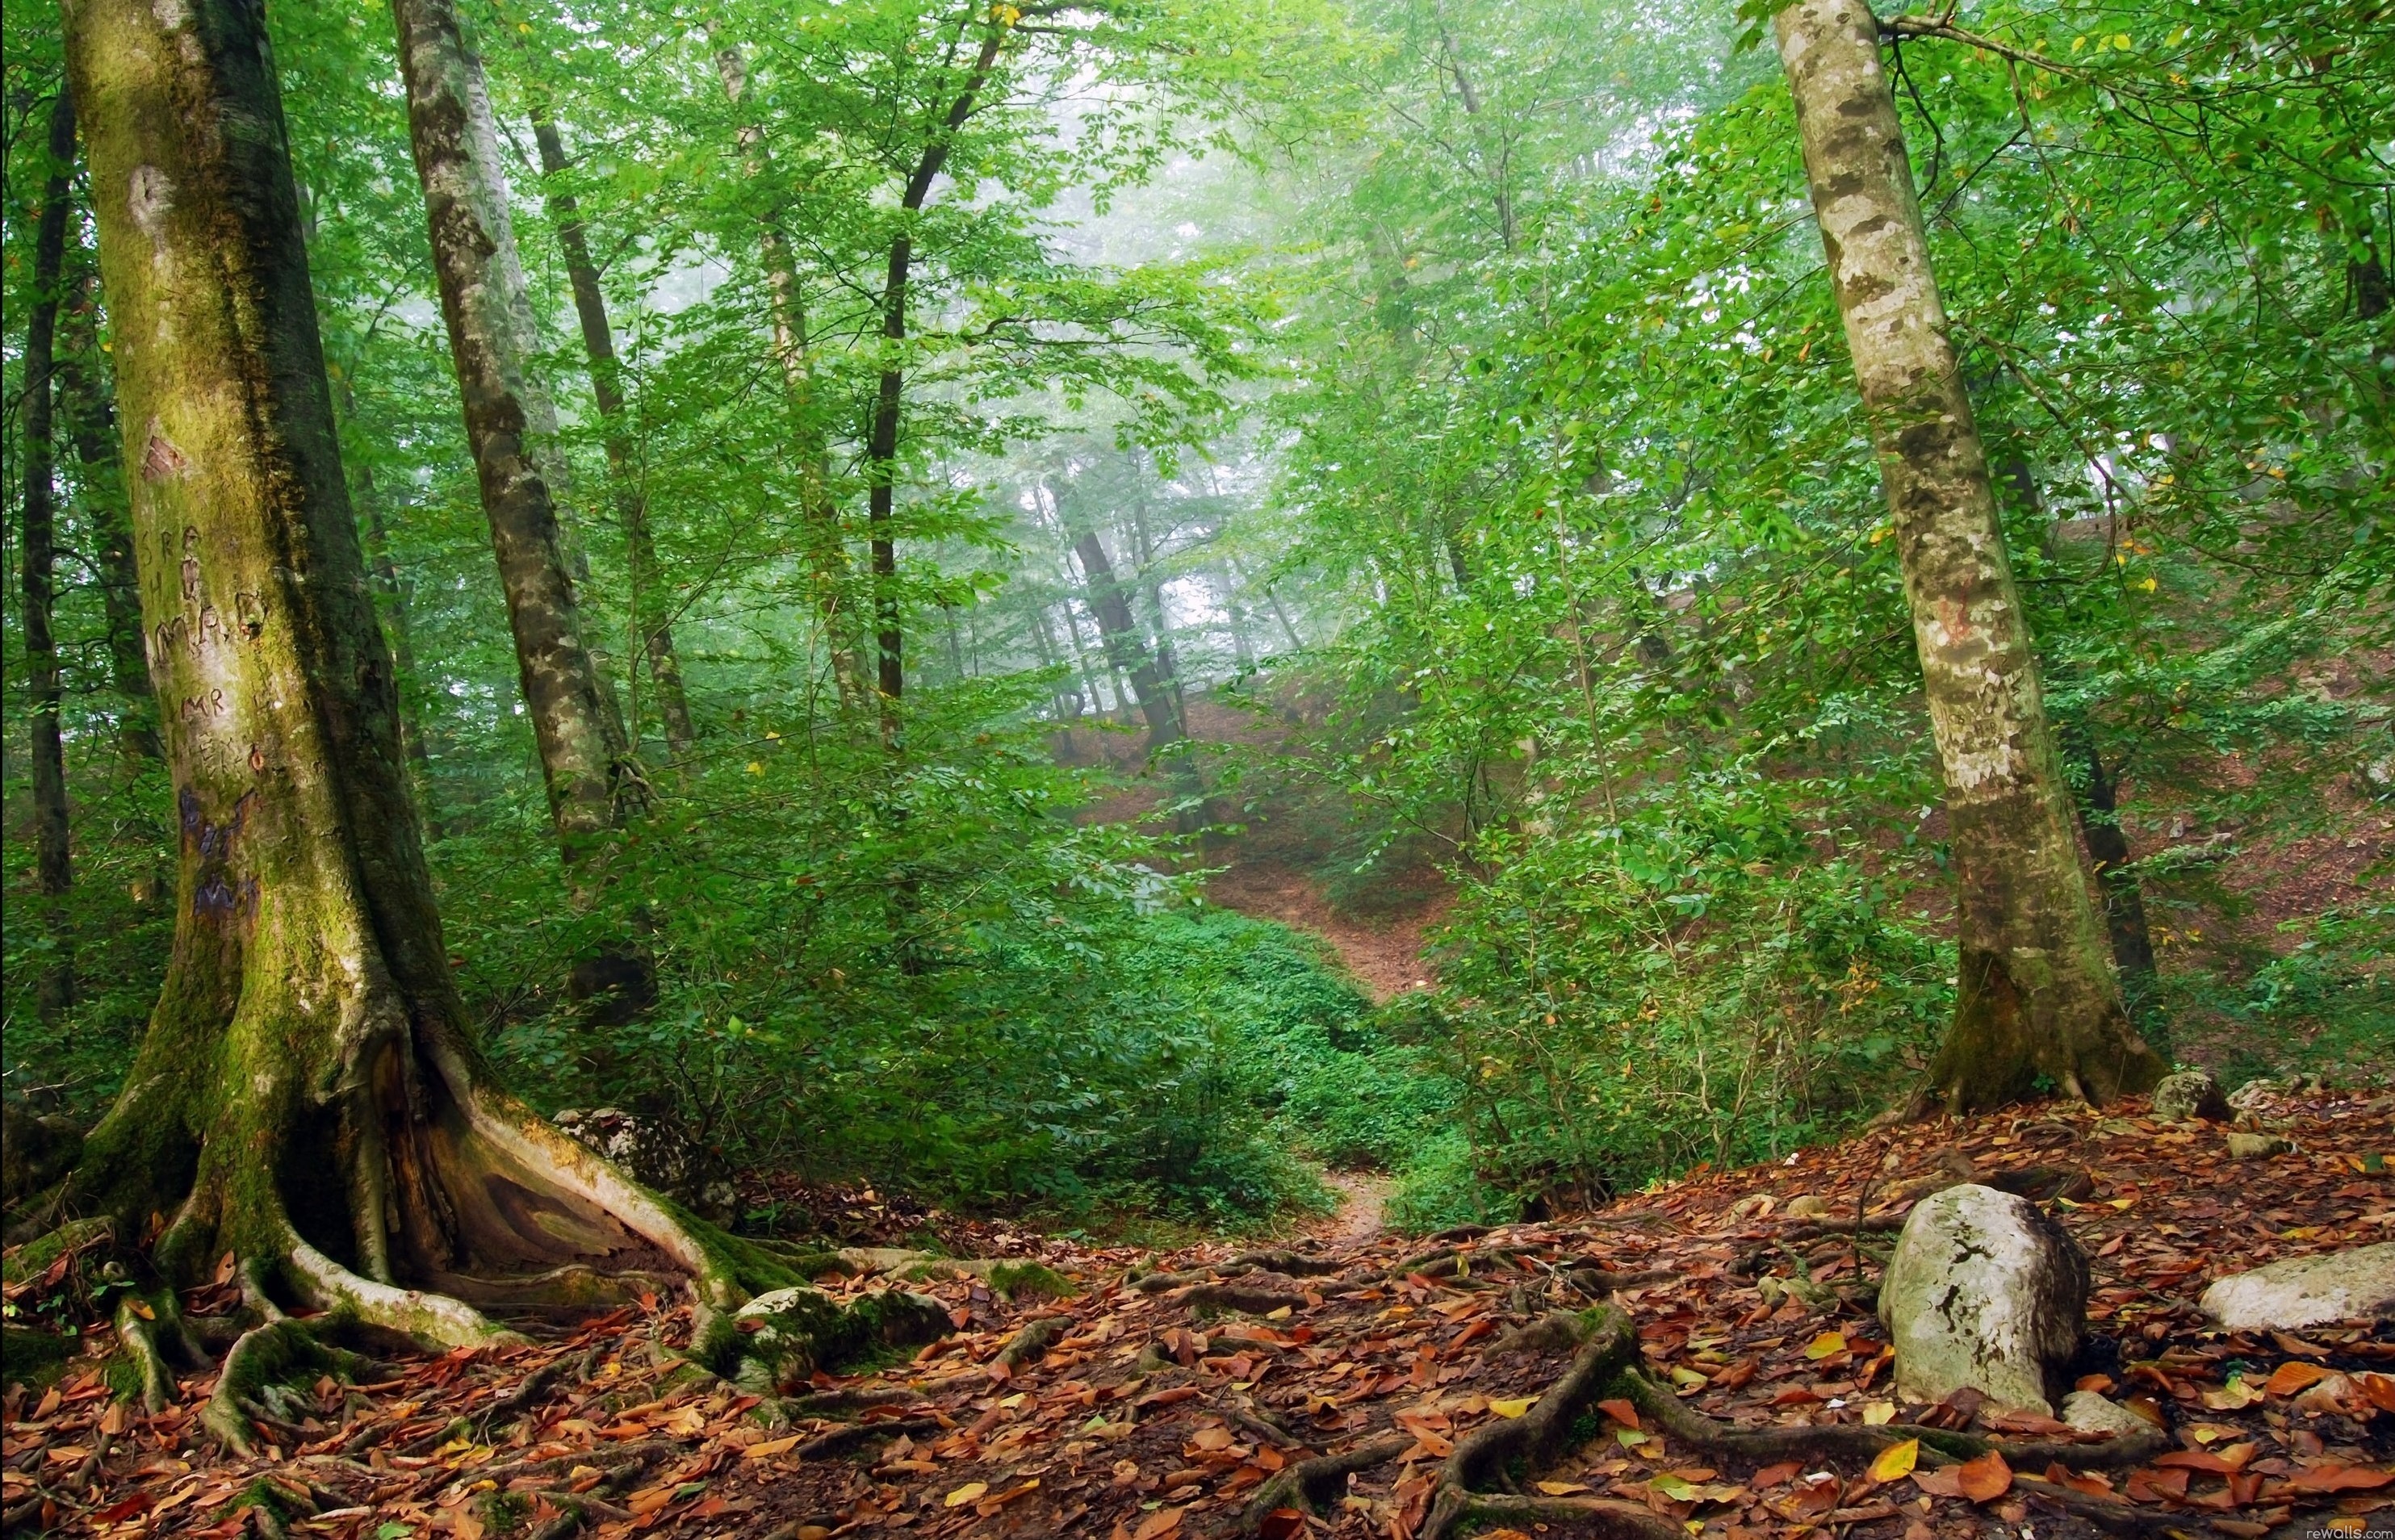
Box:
0;0;2389;1535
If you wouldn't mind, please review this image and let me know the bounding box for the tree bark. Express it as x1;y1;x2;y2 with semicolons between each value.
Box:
19;86;80;1016
391;0;626;852
58;0;768;1360
706;34;865;710
529;111;695;755
2066;729;2162;1051
1773;0;2162;1111
865;25;1009;737
57;264;165;761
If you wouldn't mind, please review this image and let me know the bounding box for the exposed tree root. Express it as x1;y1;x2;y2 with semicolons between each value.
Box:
2012;1472;2205;1537
475;1343;601;1437
203;1320;376;1455
1564;1266;1679;1295
1237;1433;1413;1534
1618;1365;2167;1470
995;1315;1066;1371
783;1385;927;1417
113;1295;179;1412
1178;1282;1314;1315
1439;1308;1639;1494
1429;1492;1683;1540
1224;1248;1347;1277
798;1412;943;1461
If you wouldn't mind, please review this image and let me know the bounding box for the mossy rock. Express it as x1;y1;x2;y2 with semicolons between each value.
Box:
729;1287;950;1392
989;1262;1077;1302
2;1324;77;1391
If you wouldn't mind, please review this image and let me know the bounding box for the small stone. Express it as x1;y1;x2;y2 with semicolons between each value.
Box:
2200;1243;2395;1331
2225;1132;2295;1160
2226;1078;2279;1111
2150;1069;2229;1123
1878;1184;2088;1416
1785;1194;1832;1220
2062;1390;2150;1437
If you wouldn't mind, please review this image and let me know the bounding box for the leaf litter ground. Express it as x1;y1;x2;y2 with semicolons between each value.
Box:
3;1086;2389;1540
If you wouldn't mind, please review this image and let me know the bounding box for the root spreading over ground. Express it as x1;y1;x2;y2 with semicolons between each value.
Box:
3;1083;2389;1539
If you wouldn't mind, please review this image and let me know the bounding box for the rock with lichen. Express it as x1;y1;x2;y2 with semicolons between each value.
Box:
1878;1183;2088;1417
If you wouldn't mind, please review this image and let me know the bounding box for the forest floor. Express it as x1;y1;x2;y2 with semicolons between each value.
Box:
5;1087;2390;1540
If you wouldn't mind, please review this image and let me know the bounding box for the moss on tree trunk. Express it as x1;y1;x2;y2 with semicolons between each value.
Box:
1772;0;2163;1111
56;0;797;1380
389;0;626;852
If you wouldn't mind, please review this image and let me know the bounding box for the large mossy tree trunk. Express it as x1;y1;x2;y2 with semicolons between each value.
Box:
390;0;627;854
1773;0;2163;1111
59;0;760;1366
530;111;697;757
20;85;80;1018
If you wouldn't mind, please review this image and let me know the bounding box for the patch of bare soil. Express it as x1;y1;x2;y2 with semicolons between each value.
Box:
1302;1171;1394;1250
1204;859;1447;1005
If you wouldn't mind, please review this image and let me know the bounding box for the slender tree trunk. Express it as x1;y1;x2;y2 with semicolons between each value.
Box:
58;0;744;1346
19;86;79;1016
1221;567;1255;669
706;35;864;710
57;265;164;761
865;26;1009;739
1028;605;1080;719
391;0;626;853
359;488;438;797
1056;592;1112;714
530;111;695;755
2065;728;2163;1050
1773;0;2161;1110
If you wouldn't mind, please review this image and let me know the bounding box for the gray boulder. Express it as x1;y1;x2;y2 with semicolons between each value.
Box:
1879;1183;2088;1416
553;1107;737;1223
2150;1069;2229;1123
2199;1244;2395;1331
2062;1390;2151;1438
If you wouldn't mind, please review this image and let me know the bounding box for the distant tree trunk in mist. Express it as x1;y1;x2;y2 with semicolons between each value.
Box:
1064;517;1183;756
391;0;628;855
1774;0;2162;1111
19;86;78;1017
530;111;695;756
1128;494;1187;735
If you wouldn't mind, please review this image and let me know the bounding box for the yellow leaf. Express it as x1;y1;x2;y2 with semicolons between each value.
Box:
1870;1439;1920;1482
1804;1331;1848;1360
1651;1473;1697;1501
945;1482;989;1508
746;761;765;774
1537;1480;1593;1495
2111;33;2131;48
1489;1397;1535;1418
743;1435;801;1461
1861;1401;1896;1425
